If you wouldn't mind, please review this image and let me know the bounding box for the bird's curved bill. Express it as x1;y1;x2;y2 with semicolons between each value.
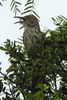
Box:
14;16;24;24
14;16;24;29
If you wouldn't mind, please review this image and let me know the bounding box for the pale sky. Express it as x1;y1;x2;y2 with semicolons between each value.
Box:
0;0;67;72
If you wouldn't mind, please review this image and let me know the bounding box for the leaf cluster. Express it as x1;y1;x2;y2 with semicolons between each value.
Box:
22;0;39;18
0;0;39;19
10;0;21;16
0;16;67;99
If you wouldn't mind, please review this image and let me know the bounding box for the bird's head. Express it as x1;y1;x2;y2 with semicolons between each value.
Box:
15;14;40;31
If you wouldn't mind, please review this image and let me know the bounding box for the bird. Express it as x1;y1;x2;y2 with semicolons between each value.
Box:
15;14;42;59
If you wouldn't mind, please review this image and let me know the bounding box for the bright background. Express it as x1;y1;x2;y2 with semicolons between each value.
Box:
0;0;67;72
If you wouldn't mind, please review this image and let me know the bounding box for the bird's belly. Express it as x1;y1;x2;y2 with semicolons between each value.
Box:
23;29;41;58
23;31;36;50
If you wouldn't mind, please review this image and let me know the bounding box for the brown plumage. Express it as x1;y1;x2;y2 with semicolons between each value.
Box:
15;15;42;59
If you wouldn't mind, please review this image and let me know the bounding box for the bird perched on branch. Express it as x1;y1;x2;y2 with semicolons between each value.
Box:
15;14;42;59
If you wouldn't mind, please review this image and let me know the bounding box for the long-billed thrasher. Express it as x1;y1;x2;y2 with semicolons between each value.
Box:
15;14;42;59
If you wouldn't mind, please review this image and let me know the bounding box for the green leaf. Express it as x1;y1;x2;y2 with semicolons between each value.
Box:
27;0;33;2
6;65;15;73
16;92;20;98
33;91;44;100
17;8;21;13
53;92;60;100
10;2;15;11
15;2;21;5
37;83;49;91
0;80;3;93
0;46;6;51
21;10;32;14
10;0;14;6
0;2;3;6
25;2;34;6
24;92;33;100
3;87;6;92
24;6;34;11
32;10;40;18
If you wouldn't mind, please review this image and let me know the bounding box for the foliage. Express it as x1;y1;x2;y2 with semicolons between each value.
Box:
0;0;67;99
22;0;40;18
10;0;21;16
0;15;67;99
0;0;39;17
